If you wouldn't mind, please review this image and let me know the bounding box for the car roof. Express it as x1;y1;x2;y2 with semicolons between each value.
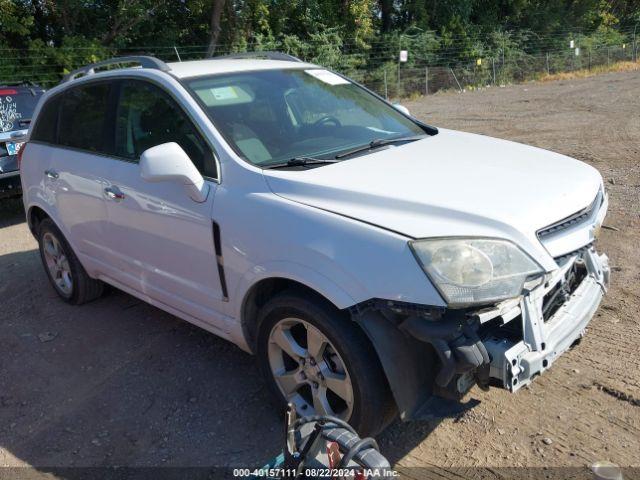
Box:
165;58;319;79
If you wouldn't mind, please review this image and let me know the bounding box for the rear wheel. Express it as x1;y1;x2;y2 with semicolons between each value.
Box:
38;218;104;304
256;289;396;436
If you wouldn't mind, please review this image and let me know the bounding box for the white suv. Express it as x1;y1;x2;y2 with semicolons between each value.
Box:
21;54;610;435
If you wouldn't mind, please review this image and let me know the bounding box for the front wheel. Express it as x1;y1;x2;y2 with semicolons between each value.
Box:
256;289;396;436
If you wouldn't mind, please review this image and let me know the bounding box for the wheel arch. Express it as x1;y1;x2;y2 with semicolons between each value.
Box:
27;204;51;237
240;276;354;354
26;203;78;259
240;274;446;422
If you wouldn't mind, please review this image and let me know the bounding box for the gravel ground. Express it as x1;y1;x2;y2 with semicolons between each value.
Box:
0;70;638;475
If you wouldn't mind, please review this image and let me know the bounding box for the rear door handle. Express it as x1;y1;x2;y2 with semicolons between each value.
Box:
104;186;125;201
44;169;59;179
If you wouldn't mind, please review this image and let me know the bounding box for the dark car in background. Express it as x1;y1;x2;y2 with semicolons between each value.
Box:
1;83;45;199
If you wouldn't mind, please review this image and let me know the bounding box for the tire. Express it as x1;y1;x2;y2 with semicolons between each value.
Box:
37;218;104;305
256;288;396;437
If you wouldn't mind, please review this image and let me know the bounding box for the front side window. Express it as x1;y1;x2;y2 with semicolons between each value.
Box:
114;80;217;178
58;83;111;153
185;69;427;166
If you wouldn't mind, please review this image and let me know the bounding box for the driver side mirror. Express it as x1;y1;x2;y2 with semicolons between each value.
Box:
140;142;209;203
393;104;411;116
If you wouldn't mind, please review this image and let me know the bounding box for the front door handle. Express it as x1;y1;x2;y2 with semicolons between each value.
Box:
104;186;125;201
44;169;59;179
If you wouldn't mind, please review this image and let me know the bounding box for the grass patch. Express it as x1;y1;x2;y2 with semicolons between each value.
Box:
537;61;640;82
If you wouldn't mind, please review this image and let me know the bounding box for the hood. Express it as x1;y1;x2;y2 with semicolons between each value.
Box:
263;129;602;262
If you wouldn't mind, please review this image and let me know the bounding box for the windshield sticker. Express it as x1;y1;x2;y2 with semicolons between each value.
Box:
210;86;239;100
0;96;21;133
305;69;350;86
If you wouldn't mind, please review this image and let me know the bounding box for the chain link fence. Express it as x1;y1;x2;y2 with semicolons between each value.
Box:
347;44;638;99
1;39;638;98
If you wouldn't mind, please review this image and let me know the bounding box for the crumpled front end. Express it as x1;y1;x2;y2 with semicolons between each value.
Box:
480;246;609;391
478;187;610;391
354;189;610;420
367;246;611;420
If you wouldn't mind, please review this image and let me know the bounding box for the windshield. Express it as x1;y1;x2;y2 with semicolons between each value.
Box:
185;69;427;166
0;87;44;133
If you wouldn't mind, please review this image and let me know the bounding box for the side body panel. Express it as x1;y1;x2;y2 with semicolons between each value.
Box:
48;147;113;266
23;70;234;338
208;165;446;351
21;141;112;265
99;160;227;332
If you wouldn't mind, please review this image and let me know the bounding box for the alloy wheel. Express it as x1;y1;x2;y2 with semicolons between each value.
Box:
42;232;73;297
267;318;354;419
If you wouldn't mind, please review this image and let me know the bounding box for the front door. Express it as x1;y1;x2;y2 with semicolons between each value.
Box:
101;79;226;329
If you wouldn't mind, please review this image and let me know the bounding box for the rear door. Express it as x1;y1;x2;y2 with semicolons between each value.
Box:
46;81;116;269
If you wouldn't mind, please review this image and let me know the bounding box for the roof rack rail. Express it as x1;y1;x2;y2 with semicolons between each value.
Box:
213;51;303;62
61;56;171;83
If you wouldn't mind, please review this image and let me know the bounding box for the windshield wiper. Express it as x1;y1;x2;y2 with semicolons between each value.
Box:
263;156;342;169
334;135;427;159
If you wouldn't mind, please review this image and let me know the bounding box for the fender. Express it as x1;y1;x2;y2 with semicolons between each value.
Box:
232;259;360;321
228;256;371;353
26;200;71;244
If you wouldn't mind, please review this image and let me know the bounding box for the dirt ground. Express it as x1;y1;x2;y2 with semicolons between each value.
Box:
0;70;638;475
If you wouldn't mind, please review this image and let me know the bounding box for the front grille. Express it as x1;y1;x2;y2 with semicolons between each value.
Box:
542;259;587;321
537;190;603;239
554;243;593;265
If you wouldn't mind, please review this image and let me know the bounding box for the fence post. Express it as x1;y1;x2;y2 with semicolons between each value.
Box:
173;46;182;62
492;57;496;84
633;23;637;62
545;52;550;75
425;67;429;95
607;47;610;66
384;70;388;100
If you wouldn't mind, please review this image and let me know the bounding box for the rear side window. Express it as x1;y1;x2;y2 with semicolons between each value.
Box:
58;83;111;153
115;80;216;178
31;95;61;144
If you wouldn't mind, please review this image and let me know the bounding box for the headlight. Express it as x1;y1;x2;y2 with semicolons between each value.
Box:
409;237;543;307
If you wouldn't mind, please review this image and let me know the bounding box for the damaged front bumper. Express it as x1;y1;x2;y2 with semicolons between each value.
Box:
482;247;609;391
353;246;610;420
396;246;610;401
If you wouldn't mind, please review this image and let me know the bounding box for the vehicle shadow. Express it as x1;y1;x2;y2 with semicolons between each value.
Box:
0;244;442;471
0;197;26;228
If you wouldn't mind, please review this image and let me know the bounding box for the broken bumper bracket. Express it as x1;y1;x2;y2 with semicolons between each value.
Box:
483;249;610;391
